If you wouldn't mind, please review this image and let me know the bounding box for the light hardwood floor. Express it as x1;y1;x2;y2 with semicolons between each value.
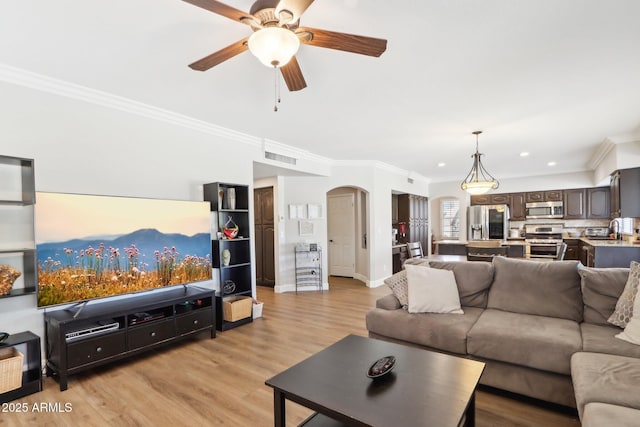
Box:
3;278;580;426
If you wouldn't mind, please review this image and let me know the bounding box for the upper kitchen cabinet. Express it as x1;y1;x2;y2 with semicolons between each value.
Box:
397;194;428;252
526;190;563;203
470;194;509;205
509;193;526;220
611;168;640;218
586;187;610;219
564;187;609;219
564;189;586;219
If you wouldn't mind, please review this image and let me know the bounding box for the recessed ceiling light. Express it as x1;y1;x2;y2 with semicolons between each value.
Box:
547;161;557;166
437;162;446;167
520;152;529;157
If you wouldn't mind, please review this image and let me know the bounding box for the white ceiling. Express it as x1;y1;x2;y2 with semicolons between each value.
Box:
2;0;639;183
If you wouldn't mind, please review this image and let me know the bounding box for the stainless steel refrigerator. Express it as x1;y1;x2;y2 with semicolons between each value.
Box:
468;205;510;240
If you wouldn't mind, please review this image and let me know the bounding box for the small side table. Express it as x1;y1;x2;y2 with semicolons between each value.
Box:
0;331;42;403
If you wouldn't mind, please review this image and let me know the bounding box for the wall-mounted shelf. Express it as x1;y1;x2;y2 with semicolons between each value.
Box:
0;155;36;298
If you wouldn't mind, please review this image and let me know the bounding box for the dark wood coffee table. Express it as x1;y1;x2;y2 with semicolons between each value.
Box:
265;334;485;427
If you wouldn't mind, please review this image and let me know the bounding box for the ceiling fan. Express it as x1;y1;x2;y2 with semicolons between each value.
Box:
181;0;387;91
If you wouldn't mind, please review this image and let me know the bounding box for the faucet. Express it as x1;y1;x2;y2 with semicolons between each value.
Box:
609;218;621;240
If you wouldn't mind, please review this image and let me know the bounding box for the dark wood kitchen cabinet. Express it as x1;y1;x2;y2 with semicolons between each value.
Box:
586;187;610;219
509;193;526;220
610;168;640;218
526;191;563;203
563;239;581;261
470;194;509;205
564;189;586;219
397;194;428;252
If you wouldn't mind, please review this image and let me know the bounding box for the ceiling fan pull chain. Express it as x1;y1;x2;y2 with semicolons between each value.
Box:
273;66;281;112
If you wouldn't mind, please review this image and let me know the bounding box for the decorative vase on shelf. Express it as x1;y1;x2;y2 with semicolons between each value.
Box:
218;189;224;210
223;216;239;239
222;249;231;266
227;187;236;210
0;264;21;296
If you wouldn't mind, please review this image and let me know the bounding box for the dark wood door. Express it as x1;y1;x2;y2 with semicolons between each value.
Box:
254;187;275;287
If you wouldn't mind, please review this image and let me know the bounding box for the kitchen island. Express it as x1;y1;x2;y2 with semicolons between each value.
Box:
575;237;640;268
435;240;527;258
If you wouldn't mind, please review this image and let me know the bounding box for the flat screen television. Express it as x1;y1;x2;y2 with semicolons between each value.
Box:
35;192;212;308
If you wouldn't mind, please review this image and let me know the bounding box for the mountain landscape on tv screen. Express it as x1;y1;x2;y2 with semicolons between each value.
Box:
37;228;210;264
36;228;212;307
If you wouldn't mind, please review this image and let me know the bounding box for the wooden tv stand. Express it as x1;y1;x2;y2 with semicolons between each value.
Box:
44;286;215;391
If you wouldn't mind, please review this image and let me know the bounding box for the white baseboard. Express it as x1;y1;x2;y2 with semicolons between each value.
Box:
274;282;329;294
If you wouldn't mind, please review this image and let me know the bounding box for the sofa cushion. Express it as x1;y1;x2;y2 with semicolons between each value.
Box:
582;403;640;427
571;352;640;418
617;280;640;345
365;306;484;355
384;270;408;308
467;308;582;375
406;264;463;314
580;323;640;358
608;261;640;328
579;266;629;325
427;261;493;308
487;257;583;321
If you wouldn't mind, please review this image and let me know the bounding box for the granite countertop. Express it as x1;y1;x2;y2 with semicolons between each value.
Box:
579;237;640;248
434;240;528;246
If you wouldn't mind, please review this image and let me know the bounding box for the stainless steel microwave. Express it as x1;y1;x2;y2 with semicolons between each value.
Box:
525;201;563;219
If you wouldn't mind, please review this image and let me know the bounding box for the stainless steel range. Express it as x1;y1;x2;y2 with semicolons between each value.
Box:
525;224;564;258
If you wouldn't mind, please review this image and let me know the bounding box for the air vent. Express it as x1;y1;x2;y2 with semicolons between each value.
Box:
265;151;297;165
407;177;414;184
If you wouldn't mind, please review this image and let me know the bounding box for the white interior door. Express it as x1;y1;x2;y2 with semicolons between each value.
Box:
328;193;356;277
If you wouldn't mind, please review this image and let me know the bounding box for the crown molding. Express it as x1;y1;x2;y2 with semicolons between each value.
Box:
0;63;261;148
587;138;617;170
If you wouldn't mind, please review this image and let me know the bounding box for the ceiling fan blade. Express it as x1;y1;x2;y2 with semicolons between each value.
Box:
280;56;307;91
297;27;387;57
276;0;315;23
182;0;255;24
188;37;249;71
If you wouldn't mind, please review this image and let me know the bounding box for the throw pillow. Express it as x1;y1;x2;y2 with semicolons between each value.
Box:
608;261;640;328
406;264;463;314
384;270;408;308
616;280;640;345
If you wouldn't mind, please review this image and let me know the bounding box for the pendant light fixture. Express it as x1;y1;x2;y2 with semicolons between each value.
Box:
460;131;499;195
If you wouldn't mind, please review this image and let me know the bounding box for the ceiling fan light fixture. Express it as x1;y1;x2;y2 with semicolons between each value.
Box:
248;26;300;68
460;131;499;195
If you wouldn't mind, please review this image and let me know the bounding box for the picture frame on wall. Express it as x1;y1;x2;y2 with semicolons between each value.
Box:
307;203;322;219
289;204;306;219
299;220;314;236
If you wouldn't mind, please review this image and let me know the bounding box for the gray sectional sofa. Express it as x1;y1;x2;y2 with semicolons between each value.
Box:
365;256;640;425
